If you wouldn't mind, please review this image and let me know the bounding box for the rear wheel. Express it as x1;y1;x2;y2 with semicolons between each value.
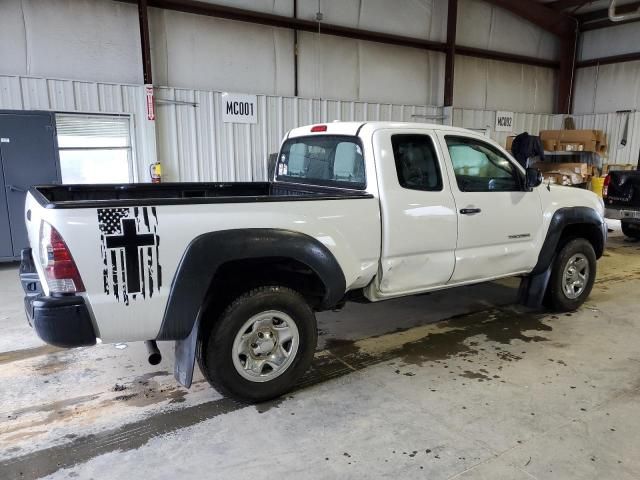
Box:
546;238;596;312
198;286;317;402
621;220;640;239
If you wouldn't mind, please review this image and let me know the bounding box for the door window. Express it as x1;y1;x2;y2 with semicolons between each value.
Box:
445;136;522;192
56;114;133;184
391;134;442;191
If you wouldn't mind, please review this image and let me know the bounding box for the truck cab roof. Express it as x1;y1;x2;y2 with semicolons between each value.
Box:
286;121;482;139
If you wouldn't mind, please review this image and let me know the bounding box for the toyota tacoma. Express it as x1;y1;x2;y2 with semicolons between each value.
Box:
21;122;607;402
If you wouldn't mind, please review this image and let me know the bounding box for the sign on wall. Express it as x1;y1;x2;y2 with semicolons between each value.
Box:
145;85;155;121
222;93;258;124
495;111;514;132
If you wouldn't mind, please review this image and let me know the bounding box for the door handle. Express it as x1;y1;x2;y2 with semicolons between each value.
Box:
6;185;26;193
460;207;481;215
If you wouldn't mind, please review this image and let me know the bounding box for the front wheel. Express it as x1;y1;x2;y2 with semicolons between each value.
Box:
546;238;596;312
198;286;317;402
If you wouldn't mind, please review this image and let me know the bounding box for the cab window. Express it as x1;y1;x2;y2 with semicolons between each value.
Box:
276;135;365;189
445;136;522;192
391;134;442;191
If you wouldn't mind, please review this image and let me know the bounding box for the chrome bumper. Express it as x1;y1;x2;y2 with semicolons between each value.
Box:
605;207;640;222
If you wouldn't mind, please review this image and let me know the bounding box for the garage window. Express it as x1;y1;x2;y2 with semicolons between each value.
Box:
56;114;133;184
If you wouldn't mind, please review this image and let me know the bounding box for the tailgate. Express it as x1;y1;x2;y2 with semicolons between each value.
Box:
605;170;640;208
24;192;46;285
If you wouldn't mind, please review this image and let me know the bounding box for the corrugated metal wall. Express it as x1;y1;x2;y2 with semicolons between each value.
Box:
0;74;156;181
0;74;442;182
452;107;640;167
155;87;443;182
2;74;636;184
572;112;640;167
451;108;563;148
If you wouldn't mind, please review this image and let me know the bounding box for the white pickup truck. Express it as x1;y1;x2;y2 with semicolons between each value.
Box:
21;122;606;402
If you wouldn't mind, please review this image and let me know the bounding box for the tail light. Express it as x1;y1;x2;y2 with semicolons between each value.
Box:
39;222;85;294
603;174;611;198
311;125;327;132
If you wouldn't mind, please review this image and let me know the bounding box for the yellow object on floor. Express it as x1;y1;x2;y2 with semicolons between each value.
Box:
590;176;606;198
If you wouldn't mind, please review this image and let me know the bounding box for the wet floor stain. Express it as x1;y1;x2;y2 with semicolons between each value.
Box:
319;308;551;374
460;370;491;381
0;306;556;478
0;345;63;366
31;352;74;376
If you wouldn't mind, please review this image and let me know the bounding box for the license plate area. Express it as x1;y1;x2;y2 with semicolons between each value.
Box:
620;210;640;220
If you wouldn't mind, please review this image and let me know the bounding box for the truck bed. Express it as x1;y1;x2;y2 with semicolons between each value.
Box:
30;182;372;209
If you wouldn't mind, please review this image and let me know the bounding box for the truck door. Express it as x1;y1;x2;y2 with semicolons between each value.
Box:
436;133;543;283
373;129;458;297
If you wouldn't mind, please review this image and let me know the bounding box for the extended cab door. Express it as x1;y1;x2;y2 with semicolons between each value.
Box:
436;132;543;283
373;129;458;297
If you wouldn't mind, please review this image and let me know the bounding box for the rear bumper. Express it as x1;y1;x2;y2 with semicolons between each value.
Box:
28;295;97;348
20;248;96;348
605;207;640;222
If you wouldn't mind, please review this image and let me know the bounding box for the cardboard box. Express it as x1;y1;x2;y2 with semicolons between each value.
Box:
542;172;586;186
535;162;590;176
506;136;515;151
540;129;606;154
542;139;556;151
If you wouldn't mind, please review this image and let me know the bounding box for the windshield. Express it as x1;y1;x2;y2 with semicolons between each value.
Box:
276;135;366;189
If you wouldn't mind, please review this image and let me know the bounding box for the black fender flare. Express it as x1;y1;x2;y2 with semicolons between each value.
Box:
157;228;346;341
531;206;605;275
520;206;606;308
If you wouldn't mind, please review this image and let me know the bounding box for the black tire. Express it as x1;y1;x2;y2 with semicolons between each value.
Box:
198;286;317;403
621;220;640;239
546;238;597;312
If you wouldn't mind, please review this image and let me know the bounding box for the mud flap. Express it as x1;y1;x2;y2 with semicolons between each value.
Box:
518;265;552;309
174;316;200;388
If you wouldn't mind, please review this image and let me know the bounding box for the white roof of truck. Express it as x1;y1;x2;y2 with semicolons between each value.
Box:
286;121;483;138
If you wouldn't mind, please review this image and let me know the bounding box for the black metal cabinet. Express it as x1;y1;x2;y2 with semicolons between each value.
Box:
0;111;60;262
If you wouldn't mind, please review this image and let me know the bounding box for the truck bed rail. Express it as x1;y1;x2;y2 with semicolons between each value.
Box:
30;182;373;209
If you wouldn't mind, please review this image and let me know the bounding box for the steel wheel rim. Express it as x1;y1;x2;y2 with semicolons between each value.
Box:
562;253;589;300
232;310;299;382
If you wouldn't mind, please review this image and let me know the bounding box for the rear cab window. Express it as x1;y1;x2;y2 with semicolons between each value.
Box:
276;135;366;189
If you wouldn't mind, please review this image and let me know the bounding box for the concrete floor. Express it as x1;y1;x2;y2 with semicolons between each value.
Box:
1;220;639;480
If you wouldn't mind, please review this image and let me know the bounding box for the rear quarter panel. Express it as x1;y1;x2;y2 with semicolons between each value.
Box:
27;196;380;343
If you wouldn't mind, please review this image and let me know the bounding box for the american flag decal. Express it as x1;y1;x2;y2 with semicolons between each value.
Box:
98;207;162;305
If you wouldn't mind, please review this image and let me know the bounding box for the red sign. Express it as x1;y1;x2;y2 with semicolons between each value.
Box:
145;85;155;121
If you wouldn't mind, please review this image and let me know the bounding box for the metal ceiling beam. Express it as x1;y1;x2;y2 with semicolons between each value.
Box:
116;0;559;69
454;46;559;68
557;35;578;114
578;1;640;22
578;1;640;31
546;0;590;11
137;0;153;85
444;0;458;107
577;51;640;68
580;16;640;31
119;0;447;51
481;0;576;37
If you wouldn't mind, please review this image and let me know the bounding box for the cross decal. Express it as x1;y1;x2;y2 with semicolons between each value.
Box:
105;219;156;294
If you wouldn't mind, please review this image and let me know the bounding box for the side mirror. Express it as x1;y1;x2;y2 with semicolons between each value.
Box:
525;167;543;190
